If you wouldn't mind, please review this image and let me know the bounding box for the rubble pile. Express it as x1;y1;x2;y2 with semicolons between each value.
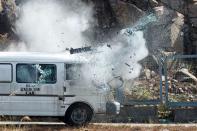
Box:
167;60;197;102
123;60;161;101
123;68;197;102
122;54;197;102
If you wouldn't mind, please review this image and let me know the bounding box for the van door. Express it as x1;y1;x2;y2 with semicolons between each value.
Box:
11;63;64;116
0;64;12;115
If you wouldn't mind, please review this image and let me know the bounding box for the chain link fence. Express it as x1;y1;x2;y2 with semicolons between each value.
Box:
114;55;162;105
164;55;197;107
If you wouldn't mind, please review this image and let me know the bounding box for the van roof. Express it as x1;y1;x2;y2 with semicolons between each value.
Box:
0;52;88;63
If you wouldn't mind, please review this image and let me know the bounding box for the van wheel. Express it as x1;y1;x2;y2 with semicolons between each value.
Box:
65;103;93;126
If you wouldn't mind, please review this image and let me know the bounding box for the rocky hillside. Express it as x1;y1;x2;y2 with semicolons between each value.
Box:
0;0;196;54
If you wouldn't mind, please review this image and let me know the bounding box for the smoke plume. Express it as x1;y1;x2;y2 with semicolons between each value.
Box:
7;0;150;90
9;0;93;52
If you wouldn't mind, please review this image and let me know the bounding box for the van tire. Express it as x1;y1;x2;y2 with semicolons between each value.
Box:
64;103;93;126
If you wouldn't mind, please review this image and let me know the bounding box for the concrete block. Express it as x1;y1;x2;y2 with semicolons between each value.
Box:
116;106;159;123
174;108;197;122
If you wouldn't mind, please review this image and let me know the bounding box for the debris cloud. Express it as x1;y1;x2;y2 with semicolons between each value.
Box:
6;0;156;91
10;0;93;52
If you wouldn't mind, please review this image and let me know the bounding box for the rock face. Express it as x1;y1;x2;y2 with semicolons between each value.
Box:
0;0;17;47
111;0;196;54
85;0;119;42
109;0;144;27
188;1;197;18
91;0;144;42
92;0;196;54
145;6;185;53
0;0;16;33
189;1;197;53
0;0;196;54
187;1;197;54
160;0;185;13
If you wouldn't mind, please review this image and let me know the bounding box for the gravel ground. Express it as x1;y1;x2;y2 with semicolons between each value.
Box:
1;123;197;131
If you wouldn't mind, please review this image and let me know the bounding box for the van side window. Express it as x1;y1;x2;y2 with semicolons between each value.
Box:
16;64;56;84
16;64;36;83
0;64;12;83
66;64;82;80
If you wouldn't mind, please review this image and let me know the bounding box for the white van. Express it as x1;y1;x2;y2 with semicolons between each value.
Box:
0;52;120;126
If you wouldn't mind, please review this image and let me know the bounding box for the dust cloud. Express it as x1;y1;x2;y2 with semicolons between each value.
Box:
6;0;154;90
9;0;93;51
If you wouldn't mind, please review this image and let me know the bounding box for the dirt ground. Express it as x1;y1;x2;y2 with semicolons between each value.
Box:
1;123;197;131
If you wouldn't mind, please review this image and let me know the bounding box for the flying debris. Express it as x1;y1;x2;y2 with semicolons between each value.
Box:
107;44;112;49
120;13;157;36
125;63;131;67
69;46;92;54
68;14;157;55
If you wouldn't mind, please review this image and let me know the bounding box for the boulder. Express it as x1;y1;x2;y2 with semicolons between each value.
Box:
170;12;184;53
149;0;159;7
0;0;17;20
20;116;31;122
144;68;151;80
0;33;9;49
191;18;197;27
151;70;157;77
109;0;144;27
0;0;17;35
188;2;197;17
174;68;197;83
116;0;150;11
191;18;197;41
160;0;186;14
0;0;3;13
146;6;184;53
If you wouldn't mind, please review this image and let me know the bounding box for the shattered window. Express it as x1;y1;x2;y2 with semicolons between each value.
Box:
37;64;56;84
66;64;82;80
16;64;37;83
16;64;56;84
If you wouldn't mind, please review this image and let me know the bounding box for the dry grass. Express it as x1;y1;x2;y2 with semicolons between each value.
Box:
0;124;197;131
